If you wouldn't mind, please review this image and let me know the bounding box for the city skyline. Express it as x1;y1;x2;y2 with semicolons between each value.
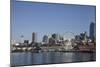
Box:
11;0;96;42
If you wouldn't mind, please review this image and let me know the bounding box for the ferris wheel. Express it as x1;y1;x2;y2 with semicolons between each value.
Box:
62;32;75;41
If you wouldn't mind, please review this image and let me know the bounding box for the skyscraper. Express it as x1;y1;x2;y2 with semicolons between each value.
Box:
24;40;29;46
42;35;48;44
80;32;88;40
89;22;96;40
52;33;59;40
51;33;59;44
32;32;37;43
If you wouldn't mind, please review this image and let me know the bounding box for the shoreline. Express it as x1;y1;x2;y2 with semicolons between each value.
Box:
11;50;96;53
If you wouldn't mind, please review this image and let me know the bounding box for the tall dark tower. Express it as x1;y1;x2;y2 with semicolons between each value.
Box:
32;32;37;43
89;22;96;40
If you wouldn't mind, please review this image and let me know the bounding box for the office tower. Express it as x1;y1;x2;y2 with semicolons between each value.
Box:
51;33;59;44
89;22;96;40
80;32;85;40
42;35;48;44
52;33;58;39
80;32;88;40
24;40;29;45
32;32;37;43
52;33;59;41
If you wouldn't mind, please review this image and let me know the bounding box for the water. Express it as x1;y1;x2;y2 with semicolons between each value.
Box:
11;52;96;66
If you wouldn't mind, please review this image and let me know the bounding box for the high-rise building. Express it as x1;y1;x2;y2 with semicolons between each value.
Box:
24;40;29;45
51;33;59;44
80;33;85;40
80;32;88;40
42;35;48;44
52;33;59;40
89;22;96;40
32;32;37;43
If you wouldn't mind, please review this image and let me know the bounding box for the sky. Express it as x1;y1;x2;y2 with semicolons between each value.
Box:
11;0;96;42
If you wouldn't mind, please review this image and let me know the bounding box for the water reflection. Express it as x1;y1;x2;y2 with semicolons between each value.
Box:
11;52;96;66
